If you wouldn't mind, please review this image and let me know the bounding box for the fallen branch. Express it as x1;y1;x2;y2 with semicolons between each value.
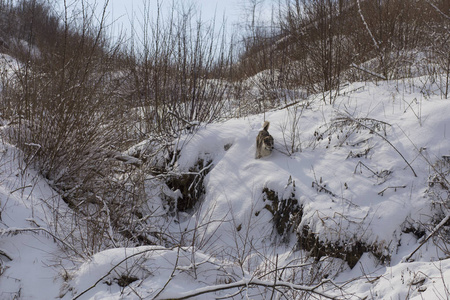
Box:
403;214;450;262
0;249;12;261
354;161;378;177
159;277;340;300
10;185;33;194
378;185;407;196
312;181;337;197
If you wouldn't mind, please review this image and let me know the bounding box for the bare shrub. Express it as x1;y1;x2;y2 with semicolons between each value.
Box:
423;1;450;99
279;103;307;155
425;156;450;257
0;0;239;257
125;1;234;139
0;0;139;255
278;0;354;104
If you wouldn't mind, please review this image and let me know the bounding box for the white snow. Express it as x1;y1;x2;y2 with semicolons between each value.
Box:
0;144;67;299
1;64;449;299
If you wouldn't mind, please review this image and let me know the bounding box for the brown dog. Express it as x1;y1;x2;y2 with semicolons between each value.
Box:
255;121;274;159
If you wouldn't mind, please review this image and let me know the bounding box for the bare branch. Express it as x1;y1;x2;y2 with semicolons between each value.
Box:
424;0;450;20
403;214;450;262
356;0;379;50
350;63;387;81
73;246;173;300
0;224;85;259
343;114;417;177
159;277;341;300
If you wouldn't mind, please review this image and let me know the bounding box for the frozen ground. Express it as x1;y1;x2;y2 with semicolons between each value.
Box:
1;76;449;299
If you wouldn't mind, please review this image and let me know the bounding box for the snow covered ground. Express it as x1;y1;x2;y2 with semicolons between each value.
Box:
1;76;449;299
0;143;66;299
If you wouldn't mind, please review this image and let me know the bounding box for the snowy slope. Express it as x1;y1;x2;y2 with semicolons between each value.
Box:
67;77;449;299
176;79;449;257
0;143;67;299
1;76;449;299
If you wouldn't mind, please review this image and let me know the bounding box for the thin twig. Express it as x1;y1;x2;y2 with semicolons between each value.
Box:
344;114;417;177
377;185;407;196
73;246;173;300
269;254;279;300
356;0;380;50
351;63;386;80
0;225;85;259
9;185;33;194
403;215;450;262
152;246;182;299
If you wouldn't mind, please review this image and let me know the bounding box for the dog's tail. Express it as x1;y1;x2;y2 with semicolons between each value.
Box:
263;121;270;131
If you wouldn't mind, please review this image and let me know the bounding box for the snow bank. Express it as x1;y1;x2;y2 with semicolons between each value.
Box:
174;79;449;264
68;246;245;300
3;75;450;299
0;144;65;299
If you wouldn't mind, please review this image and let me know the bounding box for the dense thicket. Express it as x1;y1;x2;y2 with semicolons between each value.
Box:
0;0;233;254
238;0;449;103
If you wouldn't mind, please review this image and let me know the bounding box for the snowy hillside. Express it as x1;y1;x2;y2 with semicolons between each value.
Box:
1;0;449;298
1;73;449;299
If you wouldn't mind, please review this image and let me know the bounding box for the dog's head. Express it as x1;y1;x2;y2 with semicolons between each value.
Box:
263;135;274;152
